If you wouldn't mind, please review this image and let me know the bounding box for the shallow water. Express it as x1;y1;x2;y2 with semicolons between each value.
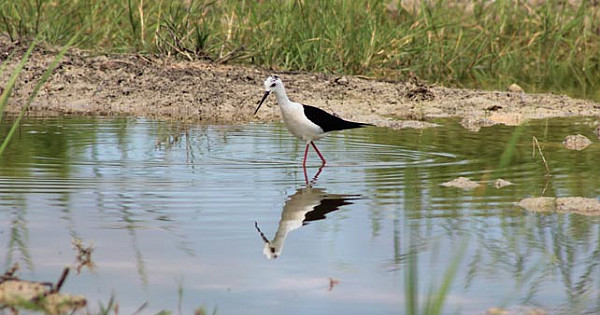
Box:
1;117;600;315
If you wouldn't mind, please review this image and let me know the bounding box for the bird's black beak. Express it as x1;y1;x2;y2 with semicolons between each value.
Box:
254;90;271;115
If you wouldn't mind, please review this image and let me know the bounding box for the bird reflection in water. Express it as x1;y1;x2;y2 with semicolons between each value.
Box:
255;168;360;259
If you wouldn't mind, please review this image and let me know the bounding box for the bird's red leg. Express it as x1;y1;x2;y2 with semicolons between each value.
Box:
303;143;310;167
310;142;326;165
311;164;324;183
303;164;309;185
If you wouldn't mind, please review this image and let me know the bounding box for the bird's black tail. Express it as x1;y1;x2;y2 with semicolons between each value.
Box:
336;120;372;131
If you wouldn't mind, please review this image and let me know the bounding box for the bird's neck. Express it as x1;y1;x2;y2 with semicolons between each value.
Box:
273;89;291;107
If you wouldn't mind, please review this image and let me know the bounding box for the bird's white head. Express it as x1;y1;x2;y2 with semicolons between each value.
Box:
263;243;280;259
263;75;284;93
254;75;285;115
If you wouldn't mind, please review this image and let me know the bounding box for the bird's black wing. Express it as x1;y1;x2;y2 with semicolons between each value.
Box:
303;198;353;223
302;104;371;132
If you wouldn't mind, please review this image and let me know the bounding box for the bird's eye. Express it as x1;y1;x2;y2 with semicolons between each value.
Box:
270;83;277;88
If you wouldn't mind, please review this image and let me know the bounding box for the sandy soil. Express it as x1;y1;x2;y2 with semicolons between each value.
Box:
2;39;600;128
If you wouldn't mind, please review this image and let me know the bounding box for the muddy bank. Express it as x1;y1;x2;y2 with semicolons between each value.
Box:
2;41;600;127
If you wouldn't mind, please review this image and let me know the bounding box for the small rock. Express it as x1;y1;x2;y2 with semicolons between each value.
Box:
594;124;600;140
518;197;556;212
563;134;592;151
441;177;480;190
41;293;87;315
556;197;600;215
507;83;524;93
334;76;349;85
0;280;48;304
493;178;513;188
518;197;600;215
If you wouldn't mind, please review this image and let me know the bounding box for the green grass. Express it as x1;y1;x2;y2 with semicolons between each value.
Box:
1;0;599;100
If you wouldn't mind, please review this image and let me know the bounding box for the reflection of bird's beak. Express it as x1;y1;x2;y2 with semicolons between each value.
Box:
254;90;271;115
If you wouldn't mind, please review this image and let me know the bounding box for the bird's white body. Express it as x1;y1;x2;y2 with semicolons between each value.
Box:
270;84;326;143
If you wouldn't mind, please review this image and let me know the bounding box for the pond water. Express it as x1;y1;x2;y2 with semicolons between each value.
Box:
1;117;600;315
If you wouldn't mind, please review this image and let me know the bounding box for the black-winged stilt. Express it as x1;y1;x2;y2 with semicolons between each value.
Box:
255;186;359;259
254;75;371;166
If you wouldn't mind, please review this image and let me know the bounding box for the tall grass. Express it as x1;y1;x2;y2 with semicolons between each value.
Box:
1;0;599;100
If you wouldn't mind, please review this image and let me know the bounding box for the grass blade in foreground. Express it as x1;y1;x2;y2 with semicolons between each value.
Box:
0;42;36;122
406;239;468;315
0;35;78;156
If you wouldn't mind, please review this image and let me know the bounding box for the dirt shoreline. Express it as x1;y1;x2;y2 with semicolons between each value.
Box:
2;42;600;128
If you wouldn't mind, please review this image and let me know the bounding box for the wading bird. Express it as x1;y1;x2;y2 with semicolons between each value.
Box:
255;186;359;259
254;76;371;166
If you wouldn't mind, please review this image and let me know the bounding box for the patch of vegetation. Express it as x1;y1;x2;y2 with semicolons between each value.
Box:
1;0;599;100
